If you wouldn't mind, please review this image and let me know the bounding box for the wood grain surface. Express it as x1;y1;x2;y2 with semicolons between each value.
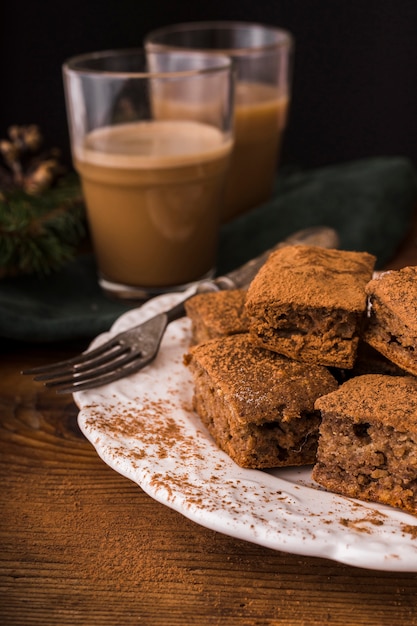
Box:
2;216;417;626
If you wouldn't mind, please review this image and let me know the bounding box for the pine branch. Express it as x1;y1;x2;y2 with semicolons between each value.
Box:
0;175;86;277
0;123;87;278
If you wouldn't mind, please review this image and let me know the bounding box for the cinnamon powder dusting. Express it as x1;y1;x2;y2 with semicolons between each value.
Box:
401;524;417;539
84;396;206;465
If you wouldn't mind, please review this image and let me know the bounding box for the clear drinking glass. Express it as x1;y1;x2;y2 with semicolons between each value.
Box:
62;49;234;300
145;21;293;222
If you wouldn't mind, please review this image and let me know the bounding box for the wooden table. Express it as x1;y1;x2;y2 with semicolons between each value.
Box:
2;221;417;626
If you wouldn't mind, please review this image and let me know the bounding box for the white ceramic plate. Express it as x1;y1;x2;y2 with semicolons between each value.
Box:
75;292;417;572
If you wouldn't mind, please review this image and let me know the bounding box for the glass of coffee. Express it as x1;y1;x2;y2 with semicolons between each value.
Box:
145;21;293;222
62;49;234;300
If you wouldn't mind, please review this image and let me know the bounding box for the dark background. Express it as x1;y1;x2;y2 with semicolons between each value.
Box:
1;0;417;172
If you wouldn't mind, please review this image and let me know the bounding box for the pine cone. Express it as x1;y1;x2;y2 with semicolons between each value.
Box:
0;125;87;278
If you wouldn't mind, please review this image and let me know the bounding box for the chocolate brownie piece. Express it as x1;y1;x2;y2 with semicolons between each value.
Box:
184;289;249;345
184;334;338;468
364;266;417;376
312;374;417;515
245;245;376;368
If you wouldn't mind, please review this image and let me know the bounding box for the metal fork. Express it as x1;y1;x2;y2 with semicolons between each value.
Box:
22;297;191;394
22;226;339;394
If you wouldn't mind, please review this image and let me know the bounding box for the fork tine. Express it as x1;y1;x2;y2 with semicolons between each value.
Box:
22;336;122;375
50;354;154;394
31;344;129;382
23;311;170;393
42;349;141;388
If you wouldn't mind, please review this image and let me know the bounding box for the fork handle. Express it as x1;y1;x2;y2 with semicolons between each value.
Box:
163;280;229;325
164;298;189;324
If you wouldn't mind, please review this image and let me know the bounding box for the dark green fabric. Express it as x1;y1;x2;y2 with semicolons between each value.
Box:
218;156;417;273
1;156;416;342
0;255;131;342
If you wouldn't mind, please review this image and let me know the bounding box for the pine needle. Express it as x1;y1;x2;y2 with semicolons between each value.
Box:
0;174;86;277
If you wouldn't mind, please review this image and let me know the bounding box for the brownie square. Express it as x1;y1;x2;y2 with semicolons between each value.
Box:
245;245;376;368
184;289;249;345
364;266;417;376
312;374;417;515
184;334;338;469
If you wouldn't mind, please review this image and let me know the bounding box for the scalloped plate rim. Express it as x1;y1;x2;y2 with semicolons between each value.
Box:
74;291;417;572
